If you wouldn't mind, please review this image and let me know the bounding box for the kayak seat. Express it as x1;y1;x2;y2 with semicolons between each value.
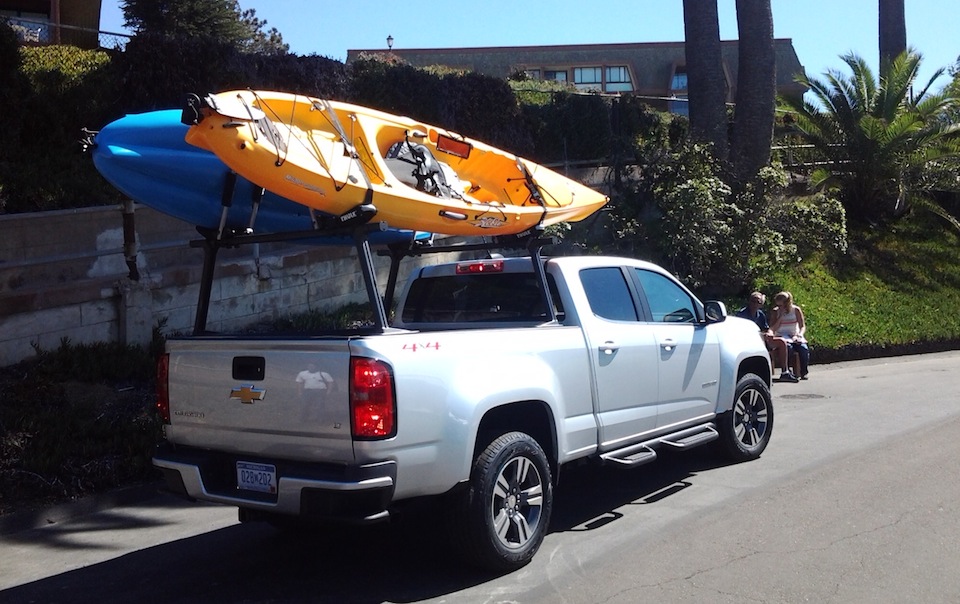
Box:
385;140;464;200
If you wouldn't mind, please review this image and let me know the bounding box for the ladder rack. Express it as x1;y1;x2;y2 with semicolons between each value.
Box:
189;204;556;335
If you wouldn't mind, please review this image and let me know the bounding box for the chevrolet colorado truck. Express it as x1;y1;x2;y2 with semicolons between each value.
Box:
153;233;773;571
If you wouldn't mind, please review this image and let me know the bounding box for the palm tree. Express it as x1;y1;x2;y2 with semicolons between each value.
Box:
730;0;776;184
780;51;960;227
879;0;906;67
683;0;728;161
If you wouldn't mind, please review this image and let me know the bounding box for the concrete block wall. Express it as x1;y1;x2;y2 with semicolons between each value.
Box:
0;205;461;367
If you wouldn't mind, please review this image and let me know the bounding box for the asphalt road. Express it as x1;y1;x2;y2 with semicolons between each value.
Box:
2;351;959;603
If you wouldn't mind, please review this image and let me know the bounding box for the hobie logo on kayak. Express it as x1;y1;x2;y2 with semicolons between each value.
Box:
471;217;507;229
284;174;326;197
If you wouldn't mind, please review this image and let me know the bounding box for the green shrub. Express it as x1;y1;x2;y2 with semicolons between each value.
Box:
348;56;531;152
439;71;532;153
112;33;246;112
522;92;612;162
266;302;380;333
0;20;22;81
244;52;349;98
349;55;446;123
29;337;157;383
508;76;574;107
19;44;111;91
766;191;848;258
1;45;120;212
659;177;737;273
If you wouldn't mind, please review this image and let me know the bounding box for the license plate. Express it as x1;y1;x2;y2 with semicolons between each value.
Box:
236;461;277;494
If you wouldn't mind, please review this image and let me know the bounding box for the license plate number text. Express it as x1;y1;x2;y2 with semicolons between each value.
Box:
236;461;277;494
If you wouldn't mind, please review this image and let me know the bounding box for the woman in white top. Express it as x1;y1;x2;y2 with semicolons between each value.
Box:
770;291;810;379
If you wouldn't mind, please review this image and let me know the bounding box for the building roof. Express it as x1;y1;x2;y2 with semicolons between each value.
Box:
347;39;808;100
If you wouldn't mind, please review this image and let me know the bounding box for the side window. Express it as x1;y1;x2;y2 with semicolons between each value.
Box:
580;268;639;321
634;269;697;323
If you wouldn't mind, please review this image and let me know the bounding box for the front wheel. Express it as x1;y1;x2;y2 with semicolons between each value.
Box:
717;373;773;461
448;431;553;571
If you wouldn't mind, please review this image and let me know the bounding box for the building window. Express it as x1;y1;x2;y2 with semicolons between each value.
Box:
544;69;567;82
574;66;602;91
670;67;688;92
669;95;689;116
669;66;689;116
524;69;541;80
605;65;633;93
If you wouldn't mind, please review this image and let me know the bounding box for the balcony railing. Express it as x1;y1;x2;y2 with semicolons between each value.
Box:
3;16;131;50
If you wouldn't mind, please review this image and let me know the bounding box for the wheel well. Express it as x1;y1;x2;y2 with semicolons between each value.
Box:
738;354;772;386
474;401;558;479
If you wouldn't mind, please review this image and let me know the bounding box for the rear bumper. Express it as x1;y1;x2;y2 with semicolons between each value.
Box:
153;442;396;522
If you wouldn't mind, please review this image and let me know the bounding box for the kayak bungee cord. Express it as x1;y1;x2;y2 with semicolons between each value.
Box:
311;98;375;194
248;90;295;168
516;159;552;228
250;92;353;194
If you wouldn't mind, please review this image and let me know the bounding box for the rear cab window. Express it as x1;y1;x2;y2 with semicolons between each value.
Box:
400;271;564;325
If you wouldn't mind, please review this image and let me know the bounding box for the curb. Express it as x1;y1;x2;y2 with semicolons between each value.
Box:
811;339;960;365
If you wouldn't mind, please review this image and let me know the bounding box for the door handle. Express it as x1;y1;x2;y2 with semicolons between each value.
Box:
660;339;676;352
599;341;619;355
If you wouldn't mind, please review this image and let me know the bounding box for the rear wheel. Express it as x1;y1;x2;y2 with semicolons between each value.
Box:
448;431;553;571
718;373;773;460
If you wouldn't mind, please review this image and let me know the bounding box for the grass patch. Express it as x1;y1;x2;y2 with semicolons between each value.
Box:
757;212;960;359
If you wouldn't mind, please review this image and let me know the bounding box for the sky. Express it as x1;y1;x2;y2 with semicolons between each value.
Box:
98;0;959;90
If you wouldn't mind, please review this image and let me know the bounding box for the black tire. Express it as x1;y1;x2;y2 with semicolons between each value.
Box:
717;373;773;461
448;431;553;571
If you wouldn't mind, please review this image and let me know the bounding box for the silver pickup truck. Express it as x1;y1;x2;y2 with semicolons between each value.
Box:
154;241;772;571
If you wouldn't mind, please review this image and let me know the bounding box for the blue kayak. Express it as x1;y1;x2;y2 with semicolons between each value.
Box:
92;109;429;245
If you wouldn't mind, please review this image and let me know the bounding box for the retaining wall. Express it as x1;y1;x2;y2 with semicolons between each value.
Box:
0;205;459;367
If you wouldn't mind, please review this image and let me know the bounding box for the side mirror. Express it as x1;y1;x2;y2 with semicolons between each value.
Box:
704;300;727;323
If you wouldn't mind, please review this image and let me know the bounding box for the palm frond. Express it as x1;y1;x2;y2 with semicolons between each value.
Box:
779;50;960;225
912;196;960;233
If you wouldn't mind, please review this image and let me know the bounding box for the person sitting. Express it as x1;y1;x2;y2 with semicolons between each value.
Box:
769;291;810;380
737;292;797;382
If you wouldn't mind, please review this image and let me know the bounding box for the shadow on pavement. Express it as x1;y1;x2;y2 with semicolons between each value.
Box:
1;445;738;603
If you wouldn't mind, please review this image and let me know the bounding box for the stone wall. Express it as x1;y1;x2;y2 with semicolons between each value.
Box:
0;205;461;367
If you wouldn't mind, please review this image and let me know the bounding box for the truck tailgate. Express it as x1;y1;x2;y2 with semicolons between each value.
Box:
163;338;355;463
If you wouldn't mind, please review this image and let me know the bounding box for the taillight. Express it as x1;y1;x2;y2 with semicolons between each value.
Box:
156;353;170;424
456;259;504;274
350;357;396;439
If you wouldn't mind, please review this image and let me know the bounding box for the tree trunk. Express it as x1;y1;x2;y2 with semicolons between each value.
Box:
730;0;776;184
879;0;906;67
682;0;729;161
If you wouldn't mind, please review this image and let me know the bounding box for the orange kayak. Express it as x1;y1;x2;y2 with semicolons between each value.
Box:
183;90;607;236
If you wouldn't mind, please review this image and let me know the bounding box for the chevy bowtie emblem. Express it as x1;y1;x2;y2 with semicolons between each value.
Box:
230;385;266;404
